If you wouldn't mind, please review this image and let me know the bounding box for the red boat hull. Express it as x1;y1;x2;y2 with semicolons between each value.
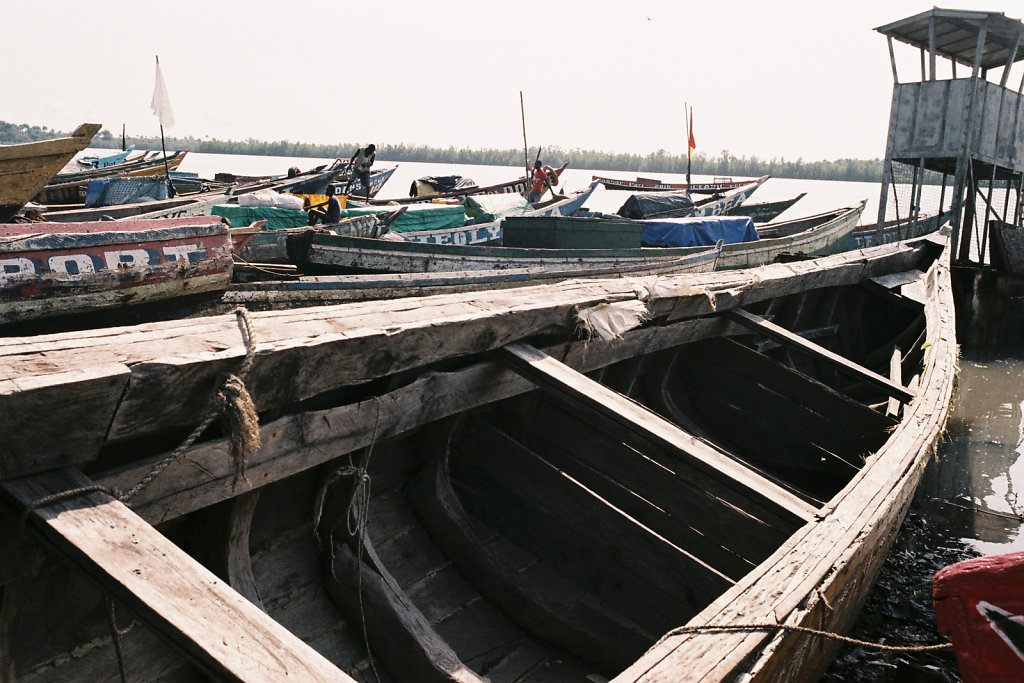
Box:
933;550;1024;682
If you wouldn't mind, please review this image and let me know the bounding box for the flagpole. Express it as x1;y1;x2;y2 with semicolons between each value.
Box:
685;102;692;187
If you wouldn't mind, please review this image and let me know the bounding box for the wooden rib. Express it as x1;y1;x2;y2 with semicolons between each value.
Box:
720;308;915;403
496;343;817;526
408;454;651;672
325;540;484;683
887;347;904;418
0;468;350;682
223;490;264;609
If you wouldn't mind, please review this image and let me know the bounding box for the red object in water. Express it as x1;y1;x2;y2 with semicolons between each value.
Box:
933;550;1024;683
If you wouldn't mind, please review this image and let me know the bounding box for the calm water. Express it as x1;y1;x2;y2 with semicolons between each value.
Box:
94;149;1024;677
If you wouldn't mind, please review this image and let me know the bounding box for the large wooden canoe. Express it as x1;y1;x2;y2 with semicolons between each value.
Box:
0;230;955;681
354;162;571;206
225;244;722;307
295;200;866;274
0;216;233;333
593;174;754;195
33;165;347;223
0;123;101;222
292;230;725;274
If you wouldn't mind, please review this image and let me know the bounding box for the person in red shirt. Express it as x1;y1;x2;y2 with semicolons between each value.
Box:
528;160;547;203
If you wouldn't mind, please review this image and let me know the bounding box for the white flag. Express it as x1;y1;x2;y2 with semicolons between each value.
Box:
150;56;175;128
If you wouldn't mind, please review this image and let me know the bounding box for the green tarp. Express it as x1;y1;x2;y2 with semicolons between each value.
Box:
212;203;468;233
462;193;533;223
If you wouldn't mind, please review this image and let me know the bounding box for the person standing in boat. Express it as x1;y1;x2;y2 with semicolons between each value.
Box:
308;184;343;225
528;159;547;203
344;143;376;201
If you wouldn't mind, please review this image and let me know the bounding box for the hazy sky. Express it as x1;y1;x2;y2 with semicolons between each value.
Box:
5;1;1022;162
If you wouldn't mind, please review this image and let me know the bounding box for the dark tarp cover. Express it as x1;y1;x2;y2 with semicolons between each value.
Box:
617;191;696;219
85;177;168;208
410;175;478;196
640;216;759;247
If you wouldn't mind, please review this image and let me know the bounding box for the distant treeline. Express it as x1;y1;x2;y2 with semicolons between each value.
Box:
1;120;885;183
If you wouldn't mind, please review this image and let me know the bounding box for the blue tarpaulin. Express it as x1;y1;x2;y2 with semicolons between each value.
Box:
640;215;759;247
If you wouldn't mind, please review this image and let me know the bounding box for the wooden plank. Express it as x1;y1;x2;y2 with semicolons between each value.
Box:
496;343;817;525
720;307;915;403
0;467;350;682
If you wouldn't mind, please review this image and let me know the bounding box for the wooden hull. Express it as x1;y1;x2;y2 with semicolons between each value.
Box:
32;152;187;205
726;192;807;222
0;216;233;331
43;149;187;184
718;200;866;268
224;253;723;307
0;124;101;221
934;550;1024;683
593;174;754;194
0;230;955;681
298;201;865;274
357;162;570;206
848;209;952;249
295;231;724;273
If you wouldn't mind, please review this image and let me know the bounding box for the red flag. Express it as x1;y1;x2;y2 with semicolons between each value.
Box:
688;108;696;159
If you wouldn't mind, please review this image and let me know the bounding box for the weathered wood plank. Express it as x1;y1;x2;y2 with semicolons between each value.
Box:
720;308;915;402
496;343;817;525
0;467;350;682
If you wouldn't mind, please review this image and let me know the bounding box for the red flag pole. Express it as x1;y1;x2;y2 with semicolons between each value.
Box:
685;103;692;187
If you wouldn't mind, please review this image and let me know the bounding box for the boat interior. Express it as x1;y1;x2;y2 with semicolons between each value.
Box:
0;251;937;681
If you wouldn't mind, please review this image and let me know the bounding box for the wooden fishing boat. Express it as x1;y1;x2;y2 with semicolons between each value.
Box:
0;229;955;681
726;192;806;222
593;173;754;194
293;229;727;274
226;242;722;306
31;165;347;223
355;162;570;206
49;149;186;185
617;176;768;219
0;215;233;333
296;200;866;273
848;209;954;249
0;123;101;222
398;183;599;246
231;209;408;266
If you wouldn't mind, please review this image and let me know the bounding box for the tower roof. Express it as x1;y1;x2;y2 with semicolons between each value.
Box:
876;7;1024;71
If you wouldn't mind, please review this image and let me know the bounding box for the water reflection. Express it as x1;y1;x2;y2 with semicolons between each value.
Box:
919;352;1024;553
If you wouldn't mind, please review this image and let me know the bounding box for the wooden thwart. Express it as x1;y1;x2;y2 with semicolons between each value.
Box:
0;468;349;683
496;343;817;525
720;307;915;403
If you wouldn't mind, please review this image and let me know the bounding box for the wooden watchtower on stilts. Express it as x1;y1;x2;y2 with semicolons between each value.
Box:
875;8;1024;346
